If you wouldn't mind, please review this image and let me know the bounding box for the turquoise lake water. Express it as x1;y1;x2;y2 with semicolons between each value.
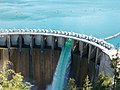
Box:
0;0;120;47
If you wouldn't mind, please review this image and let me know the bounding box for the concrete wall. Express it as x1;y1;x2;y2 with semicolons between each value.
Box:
0;38;114;90
1;48;61;90
71;42;96;87
70;41;114;88
99;53;114;76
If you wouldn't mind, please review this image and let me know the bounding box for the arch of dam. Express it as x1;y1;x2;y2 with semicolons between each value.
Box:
0;29;115;90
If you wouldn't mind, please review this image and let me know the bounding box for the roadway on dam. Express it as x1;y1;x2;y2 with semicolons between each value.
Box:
0;29;115;56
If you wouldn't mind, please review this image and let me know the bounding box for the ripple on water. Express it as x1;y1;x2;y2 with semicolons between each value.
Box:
0;10;30;21
0;0;120;47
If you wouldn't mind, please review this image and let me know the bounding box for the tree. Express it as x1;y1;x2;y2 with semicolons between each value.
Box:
0;61;32;90
82;75;92;90
111;49;120;90
92;72;112;90
66;78;79;90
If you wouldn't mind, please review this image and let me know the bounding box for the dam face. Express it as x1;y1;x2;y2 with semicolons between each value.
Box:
0;29;114;90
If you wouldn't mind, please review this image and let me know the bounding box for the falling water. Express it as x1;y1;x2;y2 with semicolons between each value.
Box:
47;39;72;90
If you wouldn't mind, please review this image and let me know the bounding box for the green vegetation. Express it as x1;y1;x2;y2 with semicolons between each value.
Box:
92;73;112;90
82;75;92;90
0;61;32;90
66;78;79;90
67;73;112;90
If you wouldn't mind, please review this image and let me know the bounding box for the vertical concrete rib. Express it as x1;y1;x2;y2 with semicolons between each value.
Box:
88;44;92;64
47;36;55;51
95;48;99;68
29;35;33;79
51;36;54;51
88;44;92;74
95;48;99;77
7;35;11;60
19;35;22;52
58;37;65;48
41;36;45;51
79;41;83;59
18;35;22;76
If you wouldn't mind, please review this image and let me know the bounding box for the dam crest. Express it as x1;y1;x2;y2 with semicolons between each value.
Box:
0;29;114;51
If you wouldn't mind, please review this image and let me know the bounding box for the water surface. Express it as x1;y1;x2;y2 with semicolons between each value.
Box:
0;0;120;47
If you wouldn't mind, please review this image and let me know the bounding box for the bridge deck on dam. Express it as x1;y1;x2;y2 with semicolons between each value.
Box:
0;29;115;55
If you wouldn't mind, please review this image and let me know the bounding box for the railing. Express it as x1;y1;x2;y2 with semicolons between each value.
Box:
102;32;120;40
0;29;114;50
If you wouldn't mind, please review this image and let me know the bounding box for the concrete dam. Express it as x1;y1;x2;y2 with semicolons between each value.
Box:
0;29;114;90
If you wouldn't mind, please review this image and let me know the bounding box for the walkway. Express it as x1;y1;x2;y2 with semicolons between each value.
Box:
0;29;115;55
102;32;120;40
